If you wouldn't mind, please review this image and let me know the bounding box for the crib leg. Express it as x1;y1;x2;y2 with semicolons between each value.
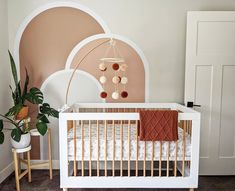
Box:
189;188;194;191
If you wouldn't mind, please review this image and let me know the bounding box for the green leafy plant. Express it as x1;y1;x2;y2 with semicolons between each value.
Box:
0;51;58;144
0;115;29;143
6;51;44;117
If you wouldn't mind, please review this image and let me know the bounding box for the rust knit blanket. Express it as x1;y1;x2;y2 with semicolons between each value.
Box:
139;110;178;141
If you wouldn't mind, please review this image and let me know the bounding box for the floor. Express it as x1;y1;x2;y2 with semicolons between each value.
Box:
0;170;235;191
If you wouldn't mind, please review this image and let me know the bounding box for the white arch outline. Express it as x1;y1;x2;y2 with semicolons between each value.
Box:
40;69;104;102
40;70;104;159
13;1;111;79
65;33;150;102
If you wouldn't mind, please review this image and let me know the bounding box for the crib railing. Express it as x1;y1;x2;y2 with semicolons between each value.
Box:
68;119;192;178
59;103;200;189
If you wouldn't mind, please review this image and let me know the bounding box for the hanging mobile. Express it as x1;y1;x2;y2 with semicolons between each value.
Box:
99;38;127;100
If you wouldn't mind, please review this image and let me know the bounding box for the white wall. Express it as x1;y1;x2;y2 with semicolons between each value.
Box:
7;0;235;103
0;0;13;183
0;0;234;172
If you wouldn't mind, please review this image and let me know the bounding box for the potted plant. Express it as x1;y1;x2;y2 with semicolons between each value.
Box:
0;51;58;148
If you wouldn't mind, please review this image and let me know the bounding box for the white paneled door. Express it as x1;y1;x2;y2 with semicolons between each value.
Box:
185;12;235;175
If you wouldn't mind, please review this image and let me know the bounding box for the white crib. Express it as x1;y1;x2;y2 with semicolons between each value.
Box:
59;103;200;191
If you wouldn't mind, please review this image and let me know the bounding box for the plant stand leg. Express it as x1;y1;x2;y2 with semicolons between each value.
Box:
18;154;21;174
48;128;53;179
27;150;31;182
13;150;20;191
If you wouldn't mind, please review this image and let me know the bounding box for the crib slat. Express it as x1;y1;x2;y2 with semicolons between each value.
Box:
189;121;191;134
112;120;115;177
128;120;131;177
73;120;77;176
182;121;186;177
89;120;92;177
188;121;192;169
174;140;178;177
151;141;154;177
105;120;107;177
81;120;84;177
136;120;138;177
143;141;146;177
186;121;190;169
120;120;123;177
97;120;100;177
167;142;170;177
159;141;162;177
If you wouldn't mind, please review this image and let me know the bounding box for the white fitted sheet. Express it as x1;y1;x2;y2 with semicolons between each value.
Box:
67;124;191;161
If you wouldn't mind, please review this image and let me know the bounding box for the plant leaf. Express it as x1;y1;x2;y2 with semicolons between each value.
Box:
49;108;59;118
39;103;59;118
11;128;22;142
0;120;3;131
5;104;23;117
8;50;18;88
25;87;43;104
40;103;50;112
9;85;17;105
37;113;49;123
22;68;29;103
36;122;47;136
16;82;22;104
0;132;4;144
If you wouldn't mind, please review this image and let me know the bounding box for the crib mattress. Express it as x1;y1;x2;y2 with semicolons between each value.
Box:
67;124;191;161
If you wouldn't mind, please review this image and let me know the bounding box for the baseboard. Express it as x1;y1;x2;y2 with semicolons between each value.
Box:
0;162;14;184
21;160;60;170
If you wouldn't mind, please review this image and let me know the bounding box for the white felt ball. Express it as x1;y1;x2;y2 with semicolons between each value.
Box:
99;76;107;84
121;77;128;84
120;64;128;72
99;63;106;71
112;76;121;84
112;91;119;100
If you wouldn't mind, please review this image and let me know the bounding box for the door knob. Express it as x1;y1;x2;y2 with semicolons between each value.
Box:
187;101;201;108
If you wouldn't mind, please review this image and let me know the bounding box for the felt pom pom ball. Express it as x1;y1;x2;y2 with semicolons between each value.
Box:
121;77;128;84
112;91;119;100
120;64;128;72
100;91;107;98
112;76;121;84
121;91;128;98
99;63;107;71
99;76;107;84
112;63;119;71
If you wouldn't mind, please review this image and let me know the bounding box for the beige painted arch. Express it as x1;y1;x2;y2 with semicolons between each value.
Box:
17;3;109;89
15;3;110;159
67;34;148;103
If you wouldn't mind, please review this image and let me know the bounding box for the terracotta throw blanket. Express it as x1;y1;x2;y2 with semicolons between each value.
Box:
139;110;178;141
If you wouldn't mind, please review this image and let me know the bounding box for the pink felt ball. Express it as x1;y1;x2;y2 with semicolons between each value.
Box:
112;76;121;84
99;63;107;71
121;77;128;84
120;64;128;72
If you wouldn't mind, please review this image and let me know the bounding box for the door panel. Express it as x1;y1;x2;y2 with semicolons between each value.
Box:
195;65;213;158
197;22;235;54
219;65;235;157
185;11;235;175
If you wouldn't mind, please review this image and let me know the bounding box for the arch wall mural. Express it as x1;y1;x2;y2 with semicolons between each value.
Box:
14;2;149;160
